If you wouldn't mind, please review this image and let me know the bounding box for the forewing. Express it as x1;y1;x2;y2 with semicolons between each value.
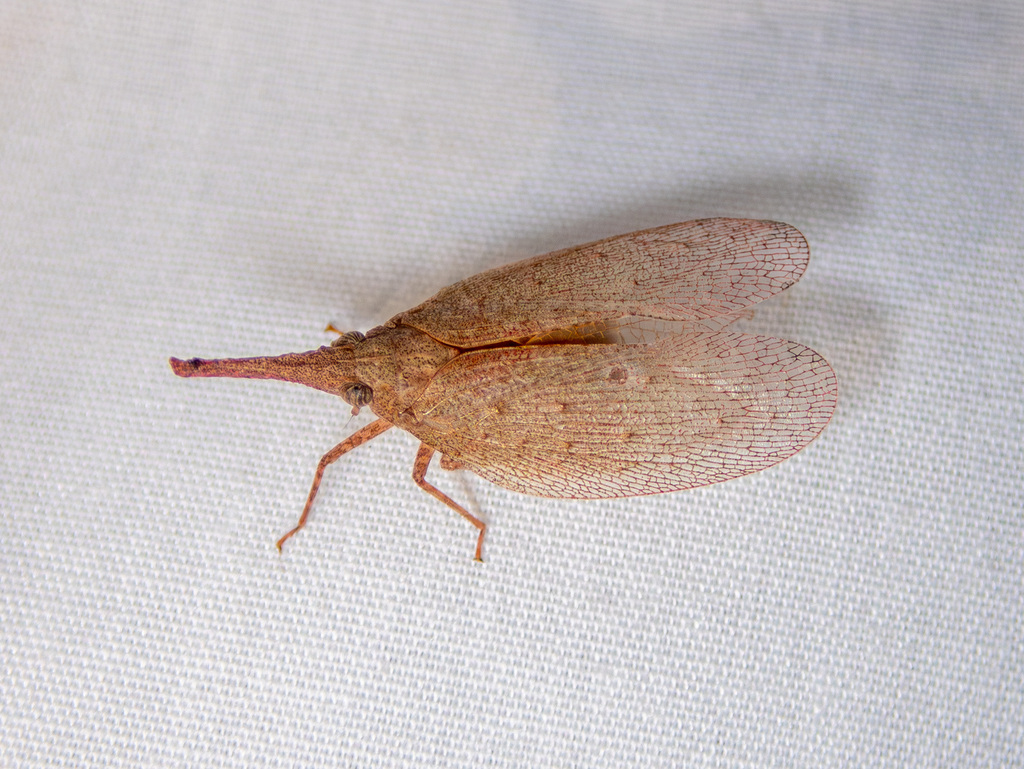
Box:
393;219;809;347
401;333;838;499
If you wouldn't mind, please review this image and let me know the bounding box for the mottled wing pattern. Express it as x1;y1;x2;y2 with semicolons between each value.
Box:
394;219;809;347
402;333;838;498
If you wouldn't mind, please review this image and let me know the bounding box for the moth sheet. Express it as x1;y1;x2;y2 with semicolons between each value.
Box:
1;2;1021;768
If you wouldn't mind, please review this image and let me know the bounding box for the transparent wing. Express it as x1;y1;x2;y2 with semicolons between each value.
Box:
401;332;837;499
393;219;809;347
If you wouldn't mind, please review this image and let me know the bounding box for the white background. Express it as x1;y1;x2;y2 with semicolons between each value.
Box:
2;1;1021;766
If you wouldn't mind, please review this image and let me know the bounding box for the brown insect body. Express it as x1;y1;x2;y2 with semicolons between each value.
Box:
171;219;837;560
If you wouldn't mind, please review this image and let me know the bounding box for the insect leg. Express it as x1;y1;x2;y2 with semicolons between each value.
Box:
413;443;486;562
276;418;394;551
439;454;465;471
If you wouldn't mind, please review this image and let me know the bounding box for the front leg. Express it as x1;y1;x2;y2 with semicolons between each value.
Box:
277;418;394;550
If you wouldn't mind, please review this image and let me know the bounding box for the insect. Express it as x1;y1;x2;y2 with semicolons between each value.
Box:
171;218;837;560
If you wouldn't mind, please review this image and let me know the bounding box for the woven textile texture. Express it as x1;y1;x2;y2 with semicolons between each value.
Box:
2;2;1021;766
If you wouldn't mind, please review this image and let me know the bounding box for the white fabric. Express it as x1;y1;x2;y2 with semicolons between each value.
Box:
2;2;1021;766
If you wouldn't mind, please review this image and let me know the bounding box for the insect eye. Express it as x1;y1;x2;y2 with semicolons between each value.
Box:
331;330;366;348
343;383;373;409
